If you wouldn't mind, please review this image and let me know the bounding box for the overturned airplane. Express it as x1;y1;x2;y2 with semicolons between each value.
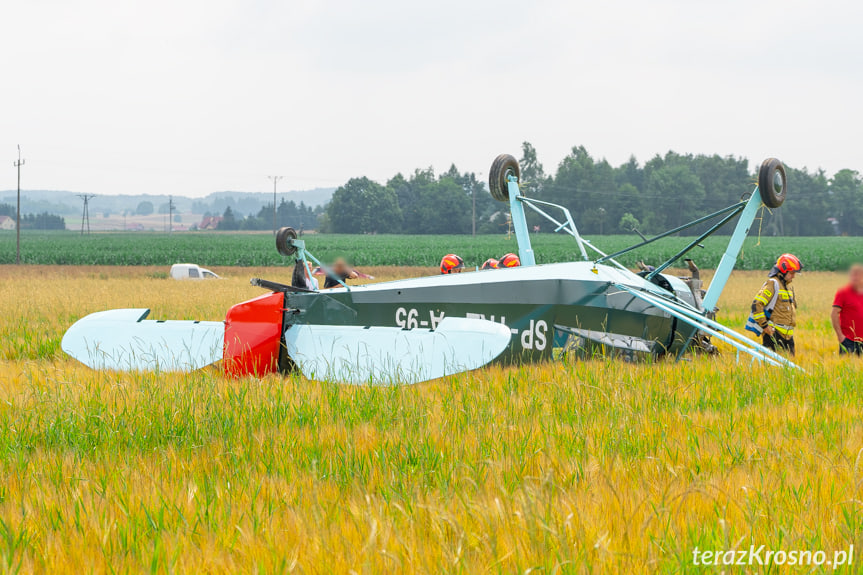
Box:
62;155;798;383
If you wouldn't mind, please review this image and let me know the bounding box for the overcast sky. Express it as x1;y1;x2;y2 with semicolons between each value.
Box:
1;0;860;197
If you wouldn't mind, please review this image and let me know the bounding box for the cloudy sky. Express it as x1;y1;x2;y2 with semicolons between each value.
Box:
1;0;859;197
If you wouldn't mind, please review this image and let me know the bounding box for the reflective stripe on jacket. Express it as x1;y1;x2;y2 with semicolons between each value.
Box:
752;276;797;338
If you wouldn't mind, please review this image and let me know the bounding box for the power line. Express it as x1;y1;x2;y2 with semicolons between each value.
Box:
268;175;283;235
77;194;95;235
14;146;24;264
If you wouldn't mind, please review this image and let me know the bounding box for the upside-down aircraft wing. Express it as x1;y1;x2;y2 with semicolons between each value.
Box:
61;308;511;384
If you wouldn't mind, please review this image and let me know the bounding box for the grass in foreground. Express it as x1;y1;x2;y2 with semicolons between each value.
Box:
0;265;861;573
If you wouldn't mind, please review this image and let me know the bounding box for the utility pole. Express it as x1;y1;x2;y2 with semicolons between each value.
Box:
78;194;95;235
14;146;24;264
168;196;175;233
268;175;283;235
471;176;476;237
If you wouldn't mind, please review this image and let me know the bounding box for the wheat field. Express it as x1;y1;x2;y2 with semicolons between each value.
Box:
1;265;862;573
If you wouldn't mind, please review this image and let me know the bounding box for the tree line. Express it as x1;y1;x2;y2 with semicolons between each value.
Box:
0;203;66;230
216;199;322;231
320;143;861;236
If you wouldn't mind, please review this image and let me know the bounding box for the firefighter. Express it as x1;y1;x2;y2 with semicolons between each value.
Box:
440;254;466;274
499;253;521;268
747;253;802;355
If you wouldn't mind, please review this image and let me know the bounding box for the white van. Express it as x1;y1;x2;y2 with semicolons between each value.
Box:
170;263;221;280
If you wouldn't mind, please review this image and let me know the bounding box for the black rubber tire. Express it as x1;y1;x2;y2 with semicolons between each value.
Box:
275;226;298;257
489;154;520;202
758;158;787;208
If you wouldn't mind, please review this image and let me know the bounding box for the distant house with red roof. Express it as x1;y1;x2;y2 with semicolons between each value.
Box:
0;216;15;231
199;216;222;230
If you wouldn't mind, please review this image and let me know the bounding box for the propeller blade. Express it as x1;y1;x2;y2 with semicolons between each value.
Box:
61;309;225;372
284;317;511;385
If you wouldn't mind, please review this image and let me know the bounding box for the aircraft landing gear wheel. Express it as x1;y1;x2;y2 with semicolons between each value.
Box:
489;154;520;202
276;226;298;257
758;158;787;208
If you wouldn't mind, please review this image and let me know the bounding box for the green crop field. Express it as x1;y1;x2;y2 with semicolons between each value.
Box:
1;265;862;572
1;231;861;270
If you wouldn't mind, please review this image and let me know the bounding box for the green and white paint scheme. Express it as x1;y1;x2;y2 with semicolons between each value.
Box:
62;154;798;383
273;154;798;373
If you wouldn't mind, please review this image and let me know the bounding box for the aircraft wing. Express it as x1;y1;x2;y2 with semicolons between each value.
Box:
61;309;510;384
284;317;511;384
61;309;225;372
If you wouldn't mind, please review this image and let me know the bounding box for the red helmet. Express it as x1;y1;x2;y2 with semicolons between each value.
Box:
776;253;802;274
499;253;521;268
440;254;465;274
481;258;499;270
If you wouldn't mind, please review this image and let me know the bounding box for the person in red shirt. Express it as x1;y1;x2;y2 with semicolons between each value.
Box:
832;264;863;355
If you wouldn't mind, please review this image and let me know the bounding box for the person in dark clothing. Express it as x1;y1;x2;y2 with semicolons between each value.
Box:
323;258;359;289
291;260;318;291
291;260;306;290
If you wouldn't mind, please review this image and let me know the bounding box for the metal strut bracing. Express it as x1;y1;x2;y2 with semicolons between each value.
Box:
288;238;351;291
668;190;767;357
504;173;789;368
594;201;747;267
700;191;764;313
504;174;765;296
517;196;590;262
612;283;802;370
507;175;617;267
645;206;745;280
507;176;536;266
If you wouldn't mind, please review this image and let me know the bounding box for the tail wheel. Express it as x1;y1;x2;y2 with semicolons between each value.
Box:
758;158;787;208
489;154;520;202
276;226;298;257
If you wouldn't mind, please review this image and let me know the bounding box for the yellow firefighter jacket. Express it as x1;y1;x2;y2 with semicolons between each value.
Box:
751;275;797;339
